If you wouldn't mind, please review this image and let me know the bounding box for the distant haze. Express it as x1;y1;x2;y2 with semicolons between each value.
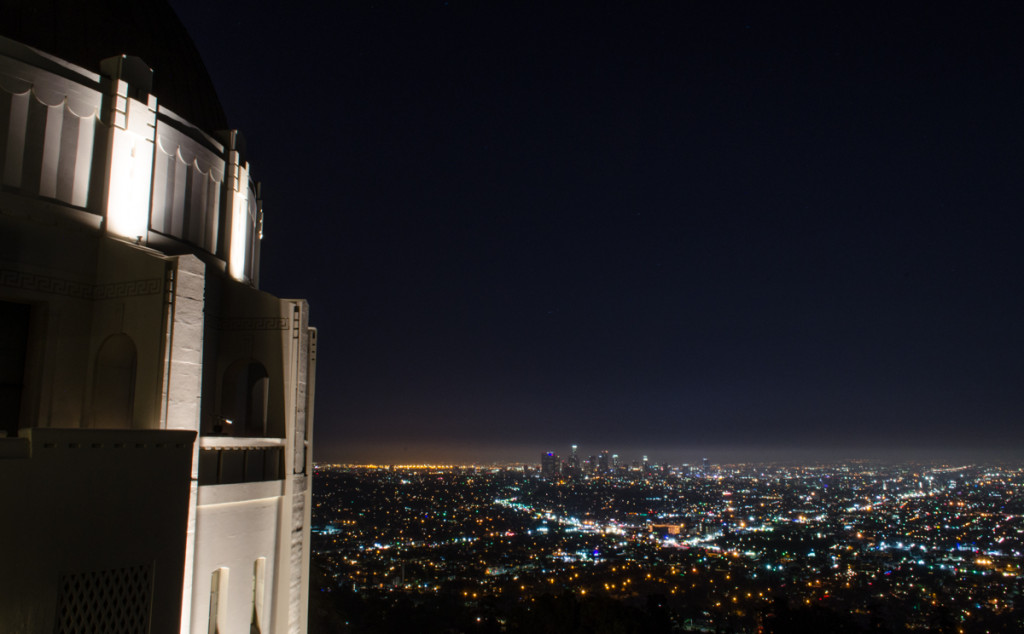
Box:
317;437;1018;467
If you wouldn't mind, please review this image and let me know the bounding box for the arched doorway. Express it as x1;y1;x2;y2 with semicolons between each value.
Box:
219;360;269;437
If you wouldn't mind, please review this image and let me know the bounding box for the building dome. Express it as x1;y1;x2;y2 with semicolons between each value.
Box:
0;0;227;132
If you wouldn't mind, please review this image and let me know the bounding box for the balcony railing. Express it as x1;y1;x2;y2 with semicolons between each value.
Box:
197;437;284;485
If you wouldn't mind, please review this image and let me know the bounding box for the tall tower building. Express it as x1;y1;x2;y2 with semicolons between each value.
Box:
567;443;580;476
0;3;316;633
541;451;559;478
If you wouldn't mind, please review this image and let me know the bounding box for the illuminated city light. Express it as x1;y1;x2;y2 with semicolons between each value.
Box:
312;461;1024;631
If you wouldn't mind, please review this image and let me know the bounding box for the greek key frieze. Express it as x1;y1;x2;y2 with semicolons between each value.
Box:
93;278;163;299
0;269;163;300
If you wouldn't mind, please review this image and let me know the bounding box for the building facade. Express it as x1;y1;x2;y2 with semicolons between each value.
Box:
0;4;315;633
540;451;560;479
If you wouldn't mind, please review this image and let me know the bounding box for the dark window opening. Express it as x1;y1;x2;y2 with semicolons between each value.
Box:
0;301;31;437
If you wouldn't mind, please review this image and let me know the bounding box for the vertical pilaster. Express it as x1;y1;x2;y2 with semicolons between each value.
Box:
158;254;207;634
224;131;251;282
100;55;156;242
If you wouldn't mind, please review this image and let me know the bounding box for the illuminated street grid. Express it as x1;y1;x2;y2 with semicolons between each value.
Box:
312;462;1024;632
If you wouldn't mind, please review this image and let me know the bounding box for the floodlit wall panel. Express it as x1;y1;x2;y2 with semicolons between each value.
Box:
192;488;282;634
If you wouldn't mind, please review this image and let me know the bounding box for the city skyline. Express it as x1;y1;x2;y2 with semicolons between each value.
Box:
311;460;1024;632
318;441;1020;469
170;2;1024;463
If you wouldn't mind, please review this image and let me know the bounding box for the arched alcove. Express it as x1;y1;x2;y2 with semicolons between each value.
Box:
219;360;269;437
92;333;136;429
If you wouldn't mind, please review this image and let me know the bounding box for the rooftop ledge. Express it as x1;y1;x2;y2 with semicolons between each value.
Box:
1;427;197;459
199;436;286;450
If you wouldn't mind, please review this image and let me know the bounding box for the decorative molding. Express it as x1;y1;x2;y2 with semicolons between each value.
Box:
0;268;162;300
93;277;162;299
54;564;153;634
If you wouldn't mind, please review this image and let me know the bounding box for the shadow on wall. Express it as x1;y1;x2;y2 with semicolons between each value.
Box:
92;333;136;429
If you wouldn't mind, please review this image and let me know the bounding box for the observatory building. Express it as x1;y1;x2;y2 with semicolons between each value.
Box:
0;2;316;633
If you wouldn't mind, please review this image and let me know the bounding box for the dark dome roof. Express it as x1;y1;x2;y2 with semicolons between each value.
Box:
0;0;227;132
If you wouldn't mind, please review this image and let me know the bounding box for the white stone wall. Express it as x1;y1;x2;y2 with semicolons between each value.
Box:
0;33;315;634
191;481;283;634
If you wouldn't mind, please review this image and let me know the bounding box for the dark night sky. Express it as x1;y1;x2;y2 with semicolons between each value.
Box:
169;1;1024;464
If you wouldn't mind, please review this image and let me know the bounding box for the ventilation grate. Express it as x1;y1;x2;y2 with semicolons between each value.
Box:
54;564;153;634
